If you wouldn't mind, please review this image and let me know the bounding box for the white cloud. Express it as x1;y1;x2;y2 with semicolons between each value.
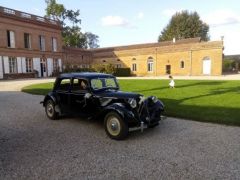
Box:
137;12;144;19
101;15;130;27
203;10;240;27
203;9;240;54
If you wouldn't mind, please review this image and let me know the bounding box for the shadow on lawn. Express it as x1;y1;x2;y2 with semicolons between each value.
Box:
161;98;240;126
159;85;240;126
138;81;226;93
175;86;240;102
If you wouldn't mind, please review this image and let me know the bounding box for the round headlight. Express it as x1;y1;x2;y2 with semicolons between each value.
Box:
128;98;137;108
151;96;158;103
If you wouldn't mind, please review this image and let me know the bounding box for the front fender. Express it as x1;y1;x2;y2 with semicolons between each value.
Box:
102;103;139;125
42;92;57;107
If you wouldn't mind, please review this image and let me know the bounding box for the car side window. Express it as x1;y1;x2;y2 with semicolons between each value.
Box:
72;78;88;93
105;78;116;87
91;79;103;90
58;78;71;91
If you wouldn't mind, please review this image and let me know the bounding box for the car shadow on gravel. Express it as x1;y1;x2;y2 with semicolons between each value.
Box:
56;115;168;140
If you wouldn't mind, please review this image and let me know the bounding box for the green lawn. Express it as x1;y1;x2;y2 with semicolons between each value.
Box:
22;80;240;126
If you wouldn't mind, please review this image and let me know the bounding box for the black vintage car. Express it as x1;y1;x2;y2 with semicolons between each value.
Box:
42;72;165;140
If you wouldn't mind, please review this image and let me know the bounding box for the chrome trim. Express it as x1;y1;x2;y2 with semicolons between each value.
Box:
161;115;167;120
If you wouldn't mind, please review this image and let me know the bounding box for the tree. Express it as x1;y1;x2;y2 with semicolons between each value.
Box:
158;10;209;42
45;0;99;48
85;32;99;49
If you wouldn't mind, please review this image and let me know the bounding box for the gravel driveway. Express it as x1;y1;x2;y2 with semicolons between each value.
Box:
0;80;240;179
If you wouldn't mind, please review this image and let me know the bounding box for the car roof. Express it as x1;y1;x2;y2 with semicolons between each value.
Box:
58;72;115;79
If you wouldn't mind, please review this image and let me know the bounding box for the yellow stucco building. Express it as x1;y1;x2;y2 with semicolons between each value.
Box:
90;38;223;76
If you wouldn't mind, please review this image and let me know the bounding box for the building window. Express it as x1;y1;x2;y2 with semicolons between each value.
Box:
24;33;31;49
7;30;15;48
26;58;33;72
53;59;59;72
116;64;121;68
39;35;45;51
9;57;17;73
132;63;137;71
52;37;57;52
180;60;185;69
147;57;154;72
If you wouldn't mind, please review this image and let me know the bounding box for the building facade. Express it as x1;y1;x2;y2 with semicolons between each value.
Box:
0;6;224;79
91;38;223;76
0;6;63;79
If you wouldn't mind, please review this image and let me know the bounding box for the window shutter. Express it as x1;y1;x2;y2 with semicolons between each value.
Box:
47;58;53;76
41;36;45;51
10;31;15;48
22;57;26;73
17;57;22;73
3;56;9;74
0;56;3;79
33;58;41;77
58;59;62;72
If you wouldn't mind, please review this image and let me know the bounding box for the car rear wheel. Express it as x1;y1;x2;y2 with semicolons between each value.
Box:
104;112;128;140
45;100;59;120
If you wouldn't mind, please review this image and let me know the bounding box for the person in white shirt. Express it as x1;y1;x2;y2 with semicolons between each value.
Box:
169;75;175;88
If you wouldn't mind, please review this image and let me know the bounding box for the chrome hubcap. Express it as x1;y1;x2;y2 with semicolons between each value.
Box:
107;116;121;136
46;103;54;117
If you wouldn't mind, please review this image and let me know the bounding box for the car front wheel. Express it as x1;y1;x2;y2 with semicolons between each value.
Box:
104;112;128;140
45;100;59;120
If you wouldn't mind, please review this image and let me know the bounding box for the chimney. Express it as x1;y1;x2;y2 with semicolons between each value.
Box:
173;37;176;43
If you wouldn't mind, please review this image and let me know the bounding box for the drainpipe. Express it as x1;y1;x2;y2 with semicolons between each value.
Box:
189;49;192;76
155;48;158;76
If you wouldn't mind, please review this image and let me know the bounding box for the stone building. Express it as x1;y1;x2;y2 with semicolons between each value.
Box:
0;6;224;79
90;38;223;76
0;6;63;79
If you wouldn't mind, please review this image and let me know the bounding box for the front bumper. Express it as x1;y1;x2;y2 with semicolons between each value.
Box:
129;115;167;132
129;97;165;132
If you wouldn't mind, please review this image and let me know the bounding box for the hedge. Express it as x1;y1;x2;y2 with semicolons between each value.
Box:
63;66;131;77
114;68;131;77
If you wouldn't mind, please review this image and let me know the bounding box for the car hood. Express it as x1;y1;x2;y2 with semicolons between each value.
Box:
95;90;141;99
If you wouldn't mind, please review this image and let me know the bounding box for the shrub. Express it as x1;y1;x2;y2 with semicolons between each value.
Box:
93;63;116;74
114;68;131;77
62;63;131;76
223;59;235;72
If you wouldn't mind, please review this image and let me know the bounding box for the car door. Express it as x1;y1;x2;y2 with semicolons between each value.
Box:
55;78;71;113
70;78;90;115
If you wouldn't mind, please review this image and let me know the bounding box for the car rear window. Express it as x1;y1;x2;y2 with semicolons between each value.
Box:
58;78;71;91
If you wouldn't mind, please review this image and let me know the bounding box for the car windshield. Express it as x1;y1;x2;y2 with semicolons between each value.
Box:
91;77;118;90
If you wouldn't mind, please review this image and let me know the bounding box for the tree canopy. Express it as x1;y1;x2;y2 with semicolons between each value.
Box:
158;10;209;42
45;0;99;48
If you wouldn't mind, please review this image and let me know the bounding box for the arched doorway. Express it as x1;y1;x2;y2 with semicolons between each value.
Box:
147;57;154;73
202;57;211;75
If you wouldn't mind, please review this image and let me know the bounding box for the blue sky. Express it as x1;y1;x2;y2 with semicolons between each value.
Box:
1;0;240;55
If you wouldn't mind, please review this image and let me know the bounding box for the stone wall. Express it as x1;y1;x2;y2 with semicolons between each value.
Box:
4;73;35;79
